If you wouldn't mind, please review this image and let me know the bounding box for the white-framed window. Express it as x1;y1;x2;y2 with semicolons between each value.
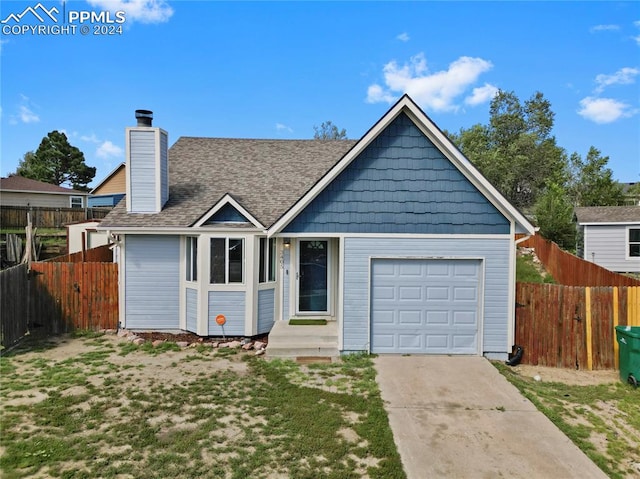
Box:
210;238;244;284
186;236;198;282
259;237;276;283
70;196;84;208
629;228;640;258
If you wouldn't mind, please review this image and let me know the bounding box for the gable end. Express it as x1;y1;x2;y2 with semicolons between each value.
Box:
284;113;510;234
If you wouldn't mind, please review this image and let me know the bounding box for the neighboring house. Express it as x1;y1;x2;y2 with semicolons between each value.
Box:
67;220;110;254
100;96;535;359
575;206;640;273
88;163;126;208
0;176;89;208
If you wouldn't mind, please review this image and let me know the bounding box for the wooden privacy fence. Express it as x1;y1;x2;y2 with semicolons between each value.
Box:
519;234;640;287
515;283;640;370
1;206;110;228
0;245;118;350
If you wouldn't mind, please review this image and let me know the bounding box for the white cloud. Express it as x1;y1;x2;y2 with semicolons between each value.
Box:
86;0;173;24
19;105;40;123
366;84;396;104
366;53;494;112
465;83;498;106
577;96;635;123
589;24;620;33
275;123;293;133
396;32;410;42
81;133;101;143
594;67;639;93
96;140;124;159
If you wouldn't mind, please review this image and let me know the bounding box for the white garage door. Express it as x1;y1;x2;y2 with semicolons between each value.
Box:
370;258;480;354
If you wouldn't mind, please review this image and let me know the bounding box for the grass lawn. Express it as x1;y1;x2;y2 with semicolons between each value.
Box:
495;363;640;479
0;332;405;479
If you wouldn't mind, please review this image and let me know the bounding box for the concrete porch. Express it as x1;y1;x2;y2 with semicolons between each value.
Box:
266;320;339;359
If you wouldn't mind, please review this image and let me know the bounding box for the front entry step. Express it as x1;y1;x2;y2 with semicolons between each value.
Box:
266;320;339;359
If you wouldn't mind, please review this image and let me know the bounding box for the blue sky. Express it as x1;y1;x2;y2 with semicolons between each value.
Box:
1;1;639;189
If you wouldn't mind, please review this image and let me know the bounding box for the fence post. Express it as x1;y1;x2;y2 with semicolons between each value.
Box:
630;287;639;327
613;287;619;370
585;287;593;371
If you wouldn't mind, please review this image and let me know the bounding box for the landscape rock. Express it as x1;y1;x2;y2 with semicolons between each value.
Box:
152;340;165;347
242;342;254;350
253;341;266;351
176;341;189;348
227;340;242;349
127;334;139;342
133;338;145;345
117;329;129;338
254;349;265;356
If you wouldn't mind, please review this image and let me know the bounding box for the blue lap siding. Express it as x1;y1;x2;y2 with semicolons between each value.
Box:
208;291;245;336
186;287;198;333
258;288;275;334
124;235;180;329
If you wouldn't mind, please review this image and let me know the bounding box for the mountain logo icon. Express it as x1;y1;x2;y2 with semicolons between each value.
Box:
1;3;59;24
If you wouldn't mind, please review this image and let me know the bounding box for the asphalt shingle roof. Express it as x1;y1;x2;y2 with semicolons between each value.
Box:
574;206;640;224
0;176;88;194
101;137;357;229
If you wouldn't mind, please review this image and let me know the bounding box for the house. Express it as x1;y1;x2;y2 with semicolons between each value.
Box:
88;163;126;208
100;97;535;359
0;176;89;208
575;206;640;274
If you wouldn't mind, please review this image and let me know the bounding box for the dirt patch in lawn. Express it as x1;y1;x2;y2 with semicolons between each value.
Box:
510;363;619;386
0;332;403;479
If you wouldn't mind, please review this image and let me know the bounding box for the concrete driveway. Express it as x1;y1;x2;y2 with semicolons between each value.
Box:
374;356;608;479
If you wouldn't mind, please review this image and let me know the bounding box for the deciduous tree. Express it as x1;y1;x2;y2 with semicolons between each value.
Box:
313;121;347;140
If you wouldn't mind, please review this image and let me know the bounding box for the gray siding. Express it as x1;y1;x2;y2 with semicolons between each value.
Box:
208;291;245;336
342;237;511;354
0;191;85;208
186;287;198;333
129;130;157;213
125;235;180;329
584;224;640;273
160;131;169;208
257;288;275;334
284;113;509;235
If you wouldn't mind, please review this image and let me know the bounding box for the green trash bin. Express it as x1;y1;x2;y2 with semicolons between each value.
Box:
615;326;640;388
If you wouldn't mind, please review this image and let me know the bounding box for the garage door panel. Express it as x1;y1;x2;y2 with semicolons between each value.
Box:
399;286;422;300
371;258;480;354
399;310;421;324
398;334;422;349
426;286;450;301
376;310;395;324
399;263;423;276
426;263;450;277
426;311;448;325
453;286;477;301
374;285;396;300
372;334;395;349
454;263;479;278
454;311;476;325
